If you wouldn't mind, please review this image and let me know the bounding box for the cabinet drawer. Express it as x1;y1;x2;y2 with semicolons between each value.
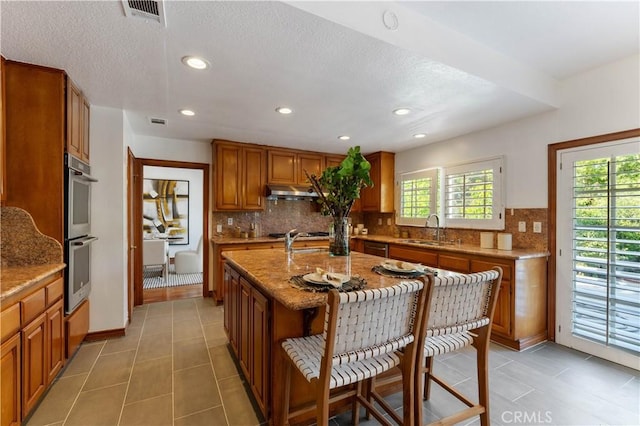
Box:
45;277;64;305
389;245;438;267
438;255;470;273
471;260;512;280
21;288;46;326
1;303;21;343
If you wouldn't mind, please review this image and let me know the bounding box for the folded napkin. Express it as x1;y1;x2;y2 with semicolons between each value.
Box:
315;268;348;288
382;260;426;272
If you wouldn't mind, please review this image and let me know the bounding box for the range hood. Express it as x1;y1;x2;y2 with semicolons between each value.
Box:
266;184;320;200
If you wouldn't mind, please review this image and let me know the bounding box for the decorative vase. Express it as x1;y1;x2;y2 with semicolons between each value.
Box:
329;217;350;256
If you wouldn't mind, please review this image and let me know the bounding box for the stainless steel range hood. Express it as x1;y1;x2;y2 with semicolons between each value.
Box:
266;184;320;200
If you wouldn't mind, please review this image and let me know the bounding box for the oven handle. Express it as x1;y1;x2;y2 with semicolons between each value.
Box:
70;168;98;182
72;236;99;246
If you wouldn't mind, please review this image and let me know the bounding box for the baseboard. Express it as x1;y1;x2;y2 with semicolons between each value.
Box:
85;328;126;341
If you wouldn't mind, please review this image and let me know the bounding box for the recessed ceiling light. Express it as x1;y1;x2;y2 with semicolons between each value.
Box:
181;56;209;70
179;109;195;116
338;135;351;141
393;108;411;116
413;133;427;139
276;107;293;114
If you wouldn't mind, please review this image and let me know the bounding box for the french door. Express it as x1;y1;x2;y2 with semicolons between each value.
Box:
556;138;640;369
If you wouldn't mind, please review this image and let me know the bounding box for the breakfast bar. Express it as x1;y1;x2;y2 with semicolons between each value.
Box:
221;248;453;425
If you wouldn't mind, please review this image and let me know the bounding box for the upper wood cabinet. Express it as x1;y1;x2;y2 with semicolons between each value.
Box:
66;78;90;163
359;151;395;213
1;56;6;204
267;149;323;185
324;154;344;169
213;140;266;211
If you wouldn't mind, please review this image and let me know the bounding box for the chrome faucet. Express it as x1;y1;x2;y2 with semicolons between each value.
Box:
285;229;309;252
425;214;440;243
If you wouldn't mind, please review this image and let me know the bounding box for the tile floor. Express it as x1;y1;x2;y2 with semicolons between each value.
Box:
26;297;639;426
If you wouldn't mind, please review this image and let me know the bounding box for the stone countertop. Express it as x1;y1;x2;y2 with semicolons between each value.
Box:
1;263;66;304
353;235;549;260
211;235;329;246
222;249;455;311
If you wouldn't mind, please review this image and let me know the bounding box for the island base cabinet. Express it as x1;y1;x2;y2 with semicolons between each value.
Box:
1;333;21;426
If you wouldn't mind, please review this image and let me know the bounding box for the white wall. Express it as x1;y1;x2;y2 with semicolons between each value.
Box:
395;54;640;208
88;106;127;332
128;134;211;164
143;166;204;257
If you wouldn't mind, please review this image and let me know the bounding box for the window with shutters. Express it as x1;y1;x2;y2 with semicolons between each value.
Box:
396;168;439;226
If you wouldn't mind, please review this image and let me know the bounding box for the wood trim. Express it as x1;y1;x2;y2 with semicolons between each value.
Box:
84;328;126;341
134;158;210;302
547;128;640;341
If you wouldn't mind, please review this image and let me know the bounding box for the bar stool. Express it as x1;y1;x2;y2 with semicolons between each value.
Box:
281;280;431;425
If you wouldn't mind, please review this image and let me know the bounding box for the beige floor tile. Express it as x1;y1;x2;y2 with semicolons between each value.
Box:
64;383;127;426
126;356;172;404
173;337;210;371
173;306;199;322
143;315;173;336
137;330;172;363
209;345;240;380
173;298;197;310
62;342;104;377
146;301;173;318
174;364;221;418
218;375;262;426
25;374;86;426
175;406;228;426
120;394;173;426
130;309;147;325
101;328;142;355
198;305;224;324
173;318;204;342
83;350;135;391
203;321;228;347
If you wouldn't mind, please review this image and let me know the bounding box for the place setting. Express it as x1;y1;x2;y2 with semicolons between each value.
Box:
372;259;437;278
289;267;367;293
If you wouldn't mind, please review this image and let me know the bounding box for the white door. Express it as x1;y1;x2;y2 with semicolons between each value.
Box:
556;138;640;369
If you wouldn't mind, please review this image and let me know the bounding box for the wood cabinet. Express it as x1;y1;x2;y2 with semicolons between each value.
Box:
267;149;323;185
213;140;266;211
66;299;89;359
21;312;46;417
359;152;395;213
1;303;21;426
1;56;6;203
223;264;270;417
45;299;64;384
387;242;547;350
66;78;90;163
324;154;344;168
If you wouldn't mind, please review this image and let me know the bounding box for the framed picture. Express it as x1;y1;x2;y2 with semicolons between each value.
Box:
143;179;189;245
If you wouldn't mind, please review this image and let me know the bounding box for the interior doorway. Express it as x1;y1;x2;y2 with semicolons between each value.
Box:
129;157;209;307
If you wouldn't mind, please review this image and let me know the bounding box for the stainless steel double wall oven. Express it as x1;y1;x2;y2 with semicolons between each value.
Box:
65;154;98;314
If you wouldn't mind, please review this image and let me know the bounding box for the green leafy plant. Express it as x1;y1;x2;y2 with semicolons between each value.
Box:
304;146;373;218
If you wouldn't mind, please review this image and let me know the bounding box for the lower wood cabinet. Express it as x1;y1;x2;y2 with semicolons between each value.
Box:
66;299;89;359
388;242;547;350
223;264;270;418
46;299;64;384
0;333;21;426
22;312;47;417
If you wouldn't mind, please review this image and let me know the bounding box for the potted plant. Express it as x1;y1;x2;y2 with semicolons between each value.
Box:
305;146;373;256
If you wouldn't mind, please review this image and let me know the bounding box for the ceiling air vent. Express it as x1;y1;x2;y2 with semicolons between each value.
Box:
122;0;166;26
149;117;166;125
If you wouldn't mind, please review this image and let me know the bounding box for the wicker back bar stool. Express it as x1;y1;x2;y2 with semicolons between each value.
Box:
416;267;503;426
281;280;431;425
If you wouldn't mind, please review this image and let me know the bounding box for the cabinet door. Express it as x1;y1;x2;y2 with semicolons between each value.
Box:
223;267;231;335
228;268;240;353
492;281;512;337
251;289;269;415
1;56;5;203
1;333;21;426
360;153;380;211
46;299;64;384
243;147;266;210
65;299;89;359
22;312;47;417
325;154;344;169
239;277;252;378
389;244;438;267
81;98;90;162
215;143;242;210
66;78;83;159
267;150;296;184
438;254;470;273
297;153;323;184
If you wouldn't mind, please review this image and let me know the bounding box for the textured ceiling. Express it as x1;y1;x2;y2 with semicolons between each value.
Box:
1;1;638;154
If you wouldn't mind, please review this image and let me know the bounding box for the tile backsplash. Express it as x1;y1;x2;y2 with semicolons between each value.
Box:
212;202;547;252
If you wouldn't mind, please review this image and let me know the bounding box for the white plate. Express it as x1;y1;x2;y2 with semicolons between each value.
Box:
303;272;349;287
381;261;419;273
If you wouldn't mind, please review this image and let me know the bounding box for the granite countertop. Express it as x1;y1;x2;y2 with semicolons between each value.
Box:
1;263;66;304
222;249;455;311
353;235;549;260
211;235;329;245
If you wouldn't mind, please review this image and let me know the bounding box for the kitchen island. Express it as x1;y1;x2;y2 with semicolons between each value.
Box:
221;248;453;425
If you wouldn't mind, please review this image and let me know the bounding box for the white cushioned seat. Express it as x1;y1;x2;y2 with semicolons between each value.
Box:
174;236;202;274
